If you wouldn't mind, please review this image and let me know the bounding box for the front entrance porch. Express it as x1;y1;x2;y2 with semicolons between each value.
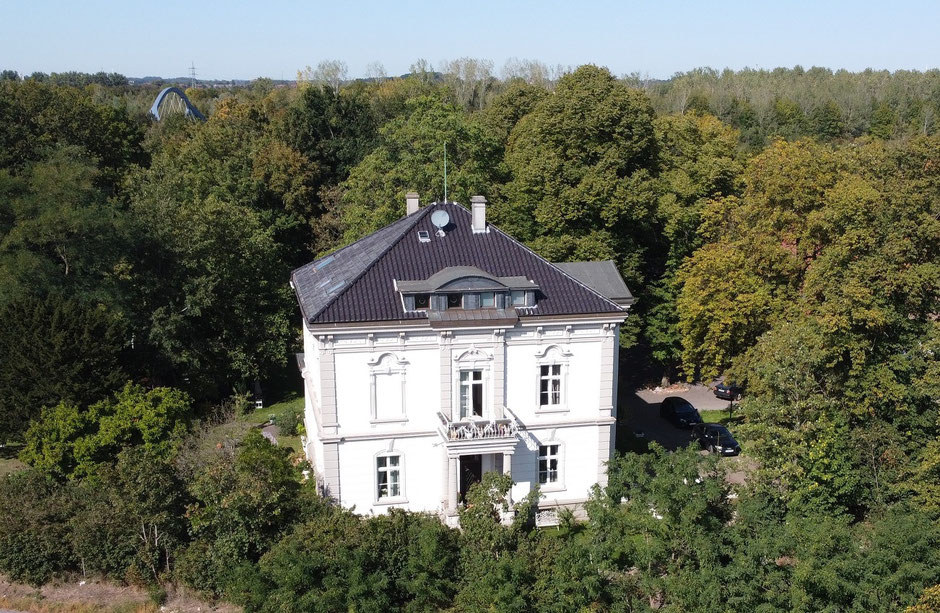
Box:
457;453;512;503
446;450;514;518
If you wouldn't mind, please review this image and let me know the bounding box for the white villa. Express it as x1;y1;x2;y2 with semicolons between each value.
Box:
290;193;632;522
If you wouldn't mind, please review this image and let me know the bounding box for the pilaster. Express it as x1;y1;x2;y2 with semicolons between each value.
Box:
493;328;506;418
439;331;453;419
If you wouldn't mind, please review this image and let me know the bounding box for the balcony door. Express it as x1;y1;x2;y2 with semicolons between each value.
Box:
459;369;484;419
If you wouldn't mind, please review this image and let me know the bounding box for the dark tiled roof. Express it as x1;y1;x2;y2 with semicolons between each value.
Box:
291;212;424;322
553;261;635;307
292;202;627;325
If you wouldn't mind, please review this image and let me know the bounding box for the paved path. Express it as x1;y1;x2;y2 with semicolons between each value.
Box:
619;382;755;483
622;383;733;450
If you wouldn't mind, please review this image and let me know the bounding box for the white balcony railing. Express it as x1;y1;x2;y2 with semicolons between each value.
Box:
437;411;519;442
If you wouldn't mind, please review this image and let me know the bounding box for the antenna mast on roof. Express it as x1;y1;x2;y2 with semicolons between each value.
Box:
443;142;448;203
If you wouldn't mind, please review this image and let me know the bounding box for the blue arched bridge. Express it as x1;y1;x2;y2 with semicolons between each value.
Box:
149;87;207;121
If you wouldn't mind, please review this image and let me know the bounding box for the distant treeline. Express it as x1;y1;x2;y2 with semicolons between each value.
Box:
5;62;939;146
635;66;940;146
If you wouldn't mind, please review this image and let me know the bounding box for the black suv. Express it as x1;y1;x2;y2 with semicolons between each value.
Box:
659;397;703;429
692;423;741;456
713;382;743;401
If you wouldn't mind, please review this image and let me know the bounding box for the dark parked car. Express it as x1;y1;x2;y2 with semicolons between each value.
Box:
692;423;741;456
714;382;744;401
659;397;703;429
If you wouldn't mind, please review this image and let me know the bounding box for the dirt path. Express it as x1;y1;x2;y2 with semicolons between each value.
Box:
0;575;239;613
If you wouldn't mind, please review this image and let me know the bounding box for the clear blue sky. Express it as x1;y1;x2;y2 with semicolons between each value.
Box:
2;0;938;80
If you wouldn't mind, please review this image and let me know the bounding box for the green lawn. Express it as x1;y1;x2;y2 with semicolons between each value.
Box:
241;393;304;453
243;392;303;425
698;409;745;426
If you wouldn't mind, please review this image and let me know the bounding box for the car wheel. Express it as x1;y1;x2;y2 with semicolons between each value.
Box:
734;393;742;401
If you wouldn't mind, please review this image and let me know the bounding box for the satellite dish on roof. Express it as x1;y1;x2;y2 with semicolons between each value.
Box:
430;210;450;236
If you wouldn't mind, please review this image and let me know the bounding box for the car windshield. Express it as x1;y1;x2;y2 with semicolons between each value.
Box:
675;405;697;415
712;426;733;439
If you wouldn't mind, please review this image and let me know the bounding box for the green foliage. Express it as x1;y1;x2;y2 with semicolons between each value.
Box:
20;383;191;480
128;104;297;394
251;507;459;612
0;295;127;442
0;146;125;304
0;78;145;187
70;448;188;582
644;66;940;145
645;112;742;372
278;83;378;197
180;429;306;596
908;585;940;613
338;94;500;242
0;469;75;585
502;66;657;285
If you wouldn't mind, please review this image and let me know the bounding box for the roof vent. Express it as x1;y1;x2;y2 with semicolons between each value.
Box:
417;230;430;243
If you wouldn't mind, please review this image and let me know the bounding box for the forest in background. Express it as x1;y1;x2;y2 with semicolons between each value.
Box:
0;60;938;611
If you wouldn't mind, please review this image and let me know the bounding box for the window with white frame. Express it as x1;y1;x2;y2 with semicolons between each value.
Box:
459;370;484;419
539;364;562;407
538;444;560;484
369;353;407;422
453;347;493;421
376;453;402;500
534;345;571;412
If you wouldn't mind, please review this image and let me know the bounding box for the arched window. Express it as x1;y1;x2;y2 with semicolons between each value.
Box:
368;353;407;422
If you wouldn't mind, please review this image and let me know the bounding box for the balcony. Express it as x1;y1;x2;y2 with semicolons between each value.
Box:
436;410;521;455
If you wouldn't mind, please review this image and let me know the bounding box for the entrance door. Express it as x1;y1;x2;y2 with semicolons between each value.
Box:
459;454;482;503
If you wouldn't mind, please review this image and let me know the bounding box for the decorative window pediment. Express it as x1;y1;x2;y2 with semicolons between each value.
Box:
534;344;573;361
453;346;494;364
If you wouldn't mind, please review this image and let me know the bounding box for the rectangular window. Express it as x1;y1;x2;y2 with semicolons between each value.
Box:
538;444;559;484
459;370;484;419
447;293;463;309
510;290;526;306
414;294;430;309
376;454;401;499
539;364;562;406
480;292;495;308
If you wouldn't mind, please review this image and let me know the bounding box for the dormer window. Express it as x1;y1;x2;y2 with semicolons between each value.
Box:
397;266;538;314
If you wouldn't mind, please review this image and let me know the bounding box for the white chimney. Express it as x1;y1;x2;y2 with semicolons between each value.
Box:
406;192;420;215
471;195;487;233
